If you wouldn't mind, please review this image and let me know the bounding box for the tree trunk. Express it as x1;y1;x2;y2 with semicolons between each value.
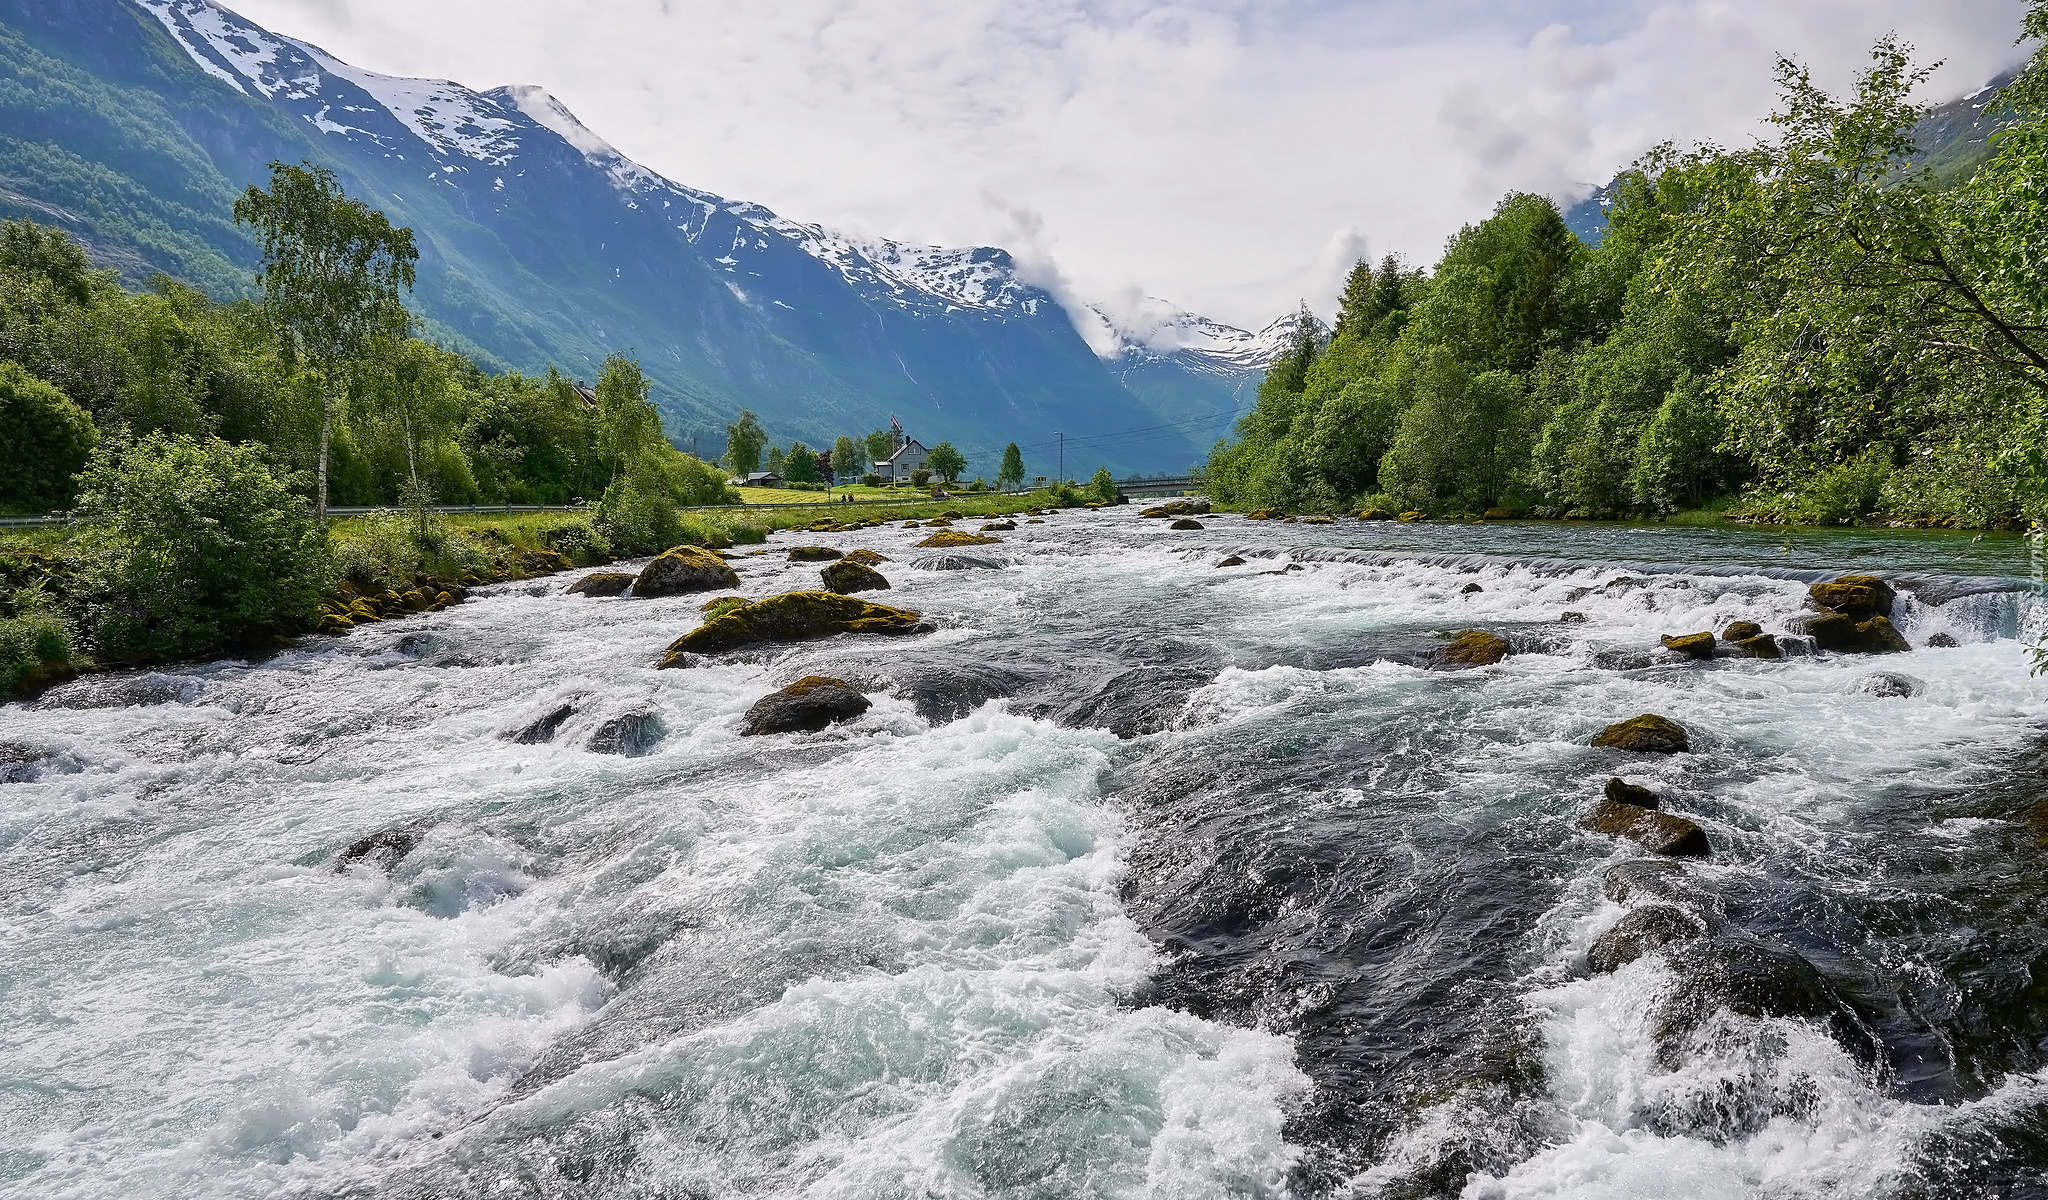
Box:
316;363;334;525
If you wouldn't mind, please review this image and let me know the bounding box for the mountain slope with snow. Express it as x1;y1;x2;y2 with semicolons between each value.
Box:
1;0;1279;471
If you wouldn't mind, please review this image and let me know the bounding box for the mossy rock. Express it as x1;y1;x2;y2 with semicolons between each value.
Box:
939;510;964;519
902;521;922;529
1592;714;1690;754
699;596;748;622
660;590;930;662
1170;518;1204;530
787;546;844;562
820;559;890;595
1589;905;1707;973
917;530;1003;549
1809;574;1895;618
1858;615;1911;654
1443;630;1510;666
636;545;741;597
845;549;890;566
924;518;955;528
1583;798;1710;857
1805;611;1862;651
1356;508;1394;520
1301;516;1334;525
1722;621;1762;642
1483;507;1517;521
1734;633;1781;659
740;676;872;736
1397;511;1426;522
1246;508;1282;521
568;572;636;597
1661;632;1715;659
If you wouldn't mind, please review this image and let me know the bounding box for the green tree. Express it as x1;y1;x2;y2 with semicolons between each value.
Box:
1088;466;1117;503
831;435;863;482
927;441;966;483
764;444;786;477
0;362;97;511
724;409;766;476
997;442;1025;489
233;161;417;523
73;433;328;661
866;428;897;463
784;440;820;483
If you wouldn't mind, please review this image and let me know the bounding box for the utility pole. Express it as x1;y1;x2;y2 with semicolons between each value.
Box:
1057;432;1064;484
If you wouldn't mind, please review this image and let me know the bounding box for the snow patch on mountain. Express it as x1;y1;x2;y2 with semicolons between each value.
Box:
1085;299;1291;379
310;53;523;166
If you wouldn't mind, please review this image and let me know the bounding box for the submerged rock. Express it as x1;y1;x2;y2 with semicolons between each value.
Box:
1809;574;1896;619
787;546;844;562
635;545;740;597
509;702;576;744
1590;905;1707;973
335;824;426;872
1661;632;1716;659
1460;582;1484;595
913;554;1005;571
0;743;48;784
1558;611;1587;624
567;572;635;597
1215;555;1246;568
1583;798;1710;857
661;591;930;663
1653;936;1876;1070
1442;630;1510;666
1926;632;1959;649
1856;671;1922;698
1605;777;1660;808
1170;518;1205;530
586;711;663;756
1592;714;1691;754
820;559;890;595
1722;621;1762;642
917;530;1003;549
740;676;872;736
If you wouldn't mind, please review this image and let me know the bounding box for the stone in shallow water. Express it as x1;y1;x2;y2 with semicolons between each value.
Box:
1589;904;1706;973
1809;574;1895;618
567;572;635;597
635;545;739;597
820;559;889;595
1605;777;1660;808
508;702;576;744
1583;799;1710;857
740;676;872;736
1442;630;1509;666
1926;632;1958;649
334;824;427;872
587;711;663;755
1653;935;1877;1070
1592;714;1690;753
1855;671;1922;698
1661;632;1716;659
1722;621;1762;642
1734;633;1781;659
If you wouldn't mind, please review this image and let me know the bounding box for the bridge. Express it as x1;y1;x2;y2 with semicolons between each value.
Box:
1118;476;1204;498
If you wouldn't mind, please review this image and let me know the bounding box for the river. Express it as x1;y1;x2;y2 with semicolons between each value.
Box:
4;512;2047;1199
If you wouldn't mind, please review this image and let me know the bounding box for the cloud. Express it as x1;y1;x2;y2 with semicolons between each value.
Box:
226;0;2030;331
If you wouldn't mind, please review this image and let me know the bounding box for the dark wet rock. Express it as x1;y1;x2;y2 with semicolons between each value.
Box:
1926;632;1959;649
1583;799;1710;857
1258;563;1306;576
820;559;890;595
1215;555;1246;568
1143;500;1210;517
1653;936;1878;1070
740;676;872;735
1661;632;1716;659
1734;633;1781;660
1442;630;1510;666
917;530;1002;548
1722;621;1762;642
1461;582;1484;595
1605;777;1660;808
1809;574;1896;619
35;672;197;710
786;546;843;562
1035;663;1216;739
586;711;664;756
845;549;890;566
1592;648;1658;671
1170;518;1205;530
980;520;1017;531
912;553;1006;571
635;545;740;597
661;591;930;663
1559;611;1587;624
0;743;48;784
567;572;635;597
1858;615;1911;654
1856;671;1922;698
1592;714;1690;754
335;824;427;872
1589;905;1707;974
1604;859;1690;905
1798;610;1862;652
509;702;576;744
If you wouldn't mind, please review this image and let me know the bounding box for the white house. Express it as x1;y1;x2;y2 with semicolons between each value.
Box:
875;438;930;483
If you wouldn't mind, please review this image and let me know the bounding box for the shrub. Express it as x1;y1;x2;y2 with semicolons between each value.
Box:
1787;448;1892;526
1088;467;1118;503
910;469;933;487
0;591;72;693
593;468;683;556
861;473;883;487
0;361;97;512
332;510;421;589
72;434;329;660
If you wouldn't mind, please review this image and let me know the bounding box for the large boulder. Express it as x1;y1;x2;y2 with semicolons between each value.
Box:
1589;905;1707;974
845;549;890;566
660;591;930;663
1857;615;1911;653
1442;630;1510;666
567;572;636;597
740;676;872;735
1661;632;1716;659
820;559;890;595
916;530;1003;549
1592;714;1690;754
1583;798;1710;857
1722;621;1763;642
787;546;844;562
1734;633;1781;659
1808;574;1895;619
1652;936;1876;1070
635;545;740;597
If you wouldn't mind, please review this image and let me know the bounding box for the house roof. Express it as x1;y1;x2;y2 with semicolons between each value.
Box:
885;439;929;463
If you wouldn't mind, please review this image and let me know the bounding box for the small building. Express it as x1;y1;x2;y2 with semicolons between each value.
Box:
732;471;783;489
875;438;930;483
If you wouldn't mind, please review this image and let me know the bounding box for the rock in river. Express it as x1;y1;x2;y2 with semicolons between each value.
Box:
660;591;930;663
1592;714;1690;754
1589;904;1707;973
1583;798;1711;857
917;530;1004;549
1809;574;1896;619
567;572;636;597
740;676;872;736
1605;777;1660;808
1653;935;1877;1070
1170;518;1204;530
787;546;844;562
1734;633;1781;660
1442;630;1510;666
1661;632;1716;659
635;545;740;597
820;559;890;595
1722;621;1762;642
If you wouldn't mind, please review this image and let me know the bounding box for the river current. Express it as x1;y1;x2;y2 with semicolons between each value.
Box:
6;512;2048;1199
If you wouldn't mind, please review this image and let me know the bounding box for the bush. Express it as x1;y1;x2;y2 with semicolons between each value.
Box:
910;469;933;487
1787;448;1892;525
0;361;97;512
0;597;72;694
72;434;329;660
334;509;499;587
861;473;883;487
1088;467;1118;503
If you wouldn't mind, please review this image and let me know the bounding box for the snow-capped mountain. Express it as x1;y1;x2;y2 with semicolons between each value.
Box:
0;0;1278;470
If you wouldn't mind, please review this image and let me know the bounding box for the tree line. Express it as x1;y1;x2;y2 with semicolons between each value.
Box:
717;409;1029;491
1212;13;2048;529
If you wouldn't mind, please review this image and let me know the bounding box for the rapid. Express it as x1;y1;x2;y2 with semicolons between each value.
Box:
5;510;2048;1199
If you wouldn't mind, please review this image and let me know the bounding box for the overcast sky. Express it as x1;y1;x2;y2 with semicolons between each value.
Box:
226;0;2031;333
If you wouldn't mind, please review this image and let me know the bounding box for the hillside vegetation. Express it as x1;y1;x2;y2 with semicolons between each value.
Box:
1212;25;2048;530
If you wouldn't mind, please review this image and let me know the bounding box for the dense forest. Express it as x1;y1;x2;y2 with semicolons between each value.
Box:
1211;19;2048;529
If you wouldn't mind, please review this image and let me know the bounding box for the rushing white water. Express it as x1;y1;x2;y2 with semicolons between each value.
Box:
5;511;2048;1199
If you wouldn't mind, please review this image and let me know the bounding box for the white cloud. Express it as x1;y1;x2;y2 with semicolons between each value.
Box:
224;0;2030;331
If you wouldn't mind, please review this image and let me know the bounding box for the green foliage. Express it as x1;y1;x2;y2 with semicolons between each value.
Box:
0;361;97;511
927;441;967;483
764;445;786;477
72;433;329;661
783;441;821;483
865;428;896;463
830;435;863;481
725;409;766;476
0;606;72;694
997;442;1025;489
1088;466;1118;503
